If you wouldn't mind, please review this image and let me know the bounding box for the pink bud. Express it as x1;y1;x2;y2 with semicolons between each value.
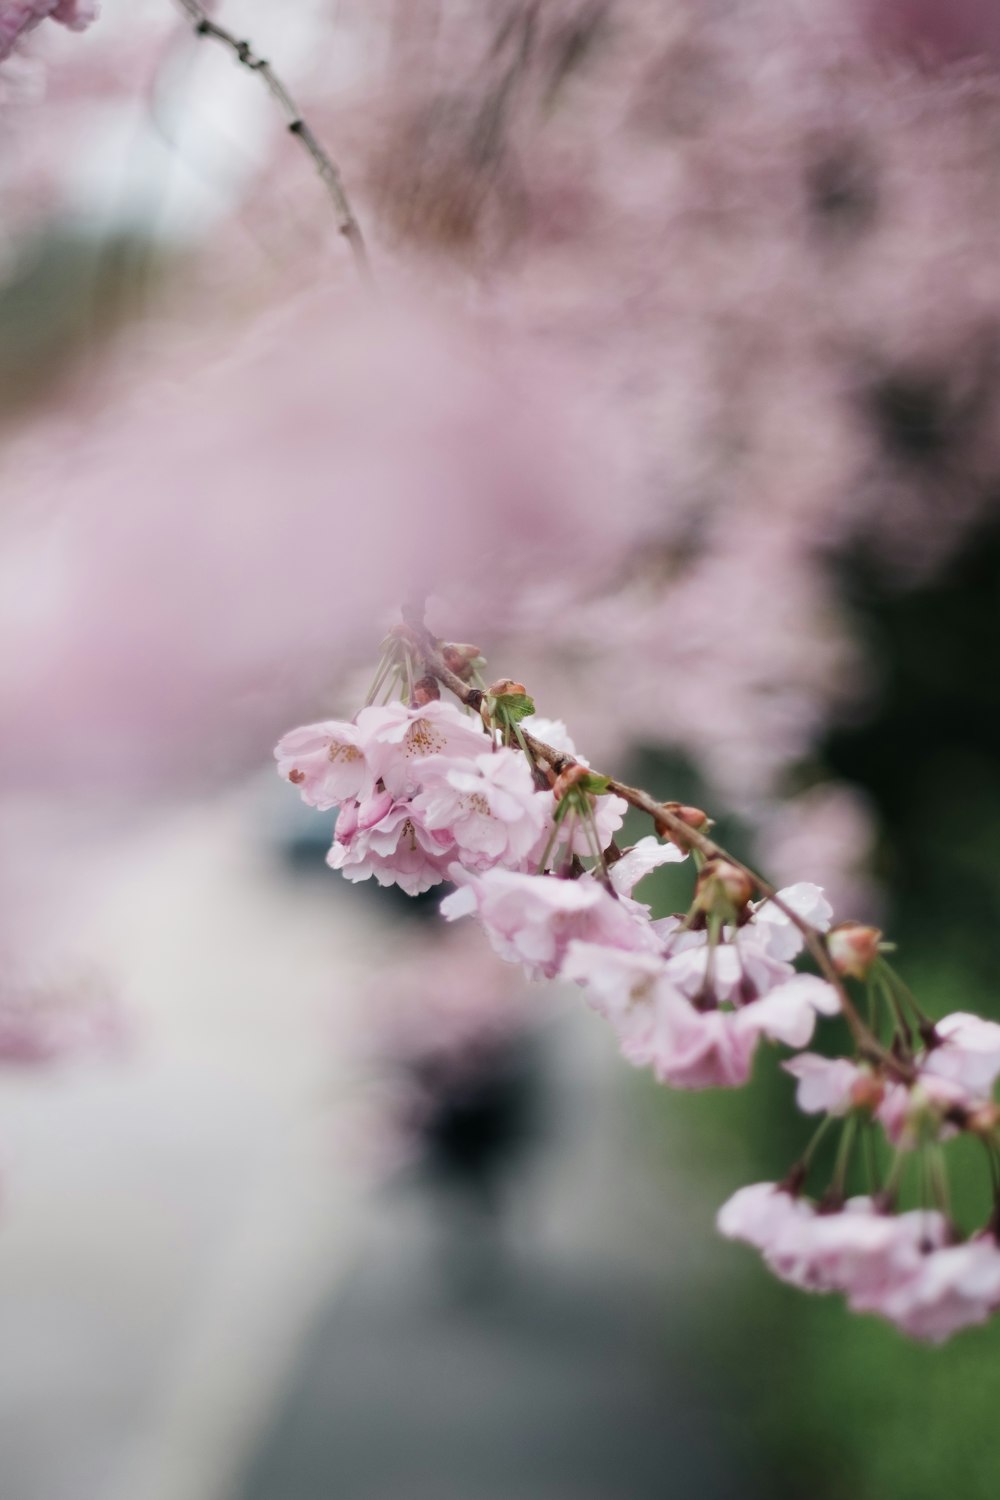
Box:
827;922;883;980
694;859;754;916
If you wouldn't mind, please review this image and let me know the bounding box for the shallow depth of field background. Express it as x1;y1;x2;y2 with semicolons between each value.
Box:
4;3;1000;1498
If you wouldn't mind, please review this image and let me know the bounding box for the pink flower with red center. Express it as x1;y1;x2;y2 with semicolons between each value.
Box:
412;747;551;872
328;792;451;896
275;719;370;810
441;868;658;981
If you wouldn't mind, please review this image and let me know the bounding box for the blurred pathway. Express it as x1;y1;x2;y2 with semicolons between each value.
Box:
0;786;380;1500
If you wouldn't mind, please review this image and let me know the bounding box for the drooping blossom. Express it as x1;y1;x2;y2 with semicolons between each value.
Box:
716;1182;816;1254
642;995;761;1091
608;835;688;895
750;884;835;963
855;1236;1000;1343
769;1200;951;1299
719;1185;949;1296
652;882;834;1006
412;747;551;873
561;941;759;1092
870;1013;1000;1148
555;789;629;864
876;1075;970;1150
783;1052;871;1115
721;1180;1000;1341
563;940;839;1090
327;791;452;897
274;720;371;810
359;700;490;799
441;868;659;981
923;1013;1000;1097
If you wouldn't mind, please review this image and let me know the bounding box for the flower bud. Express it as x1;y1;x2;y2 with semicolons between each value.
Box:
487;678;528;699
694;858;754;917
849;1072;885;1113
964;1103;1000;1137
410;675;441;707
654;801;711;849
827;922;883;980
441;642;483;679
553;763;589;801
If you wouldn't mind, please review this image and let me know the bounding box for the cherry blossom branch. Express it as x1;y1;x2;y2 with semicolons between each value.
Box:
275;618;1000;1340
397;611;911;1080
171;0;372;281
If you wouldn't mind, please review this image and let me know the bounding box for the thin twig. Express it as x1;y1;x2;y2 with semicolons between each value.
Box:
172;0;372;281
397;612;914;1082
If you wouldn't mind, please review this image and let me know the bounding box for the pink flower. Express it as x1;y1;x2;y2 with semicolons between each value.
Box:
769;1201;949;1297
561;790;629;861
783;1052;867;1114
359;701;489;799
719;1187;954;1317
717;1182;814;1251
923;1013;1000;1097
561;941;813;1089
876;1075;969;1149
653;882;832;1006
559;942;668;1055
608;835;688;896
641;995;759;1089
563;940;838;1090
412;747;551;872
275;719;369;810
872;1013;1000;1148
856;1237;1000;1343
750;883;834;963
654;919;793;1004
733;974;841;1049
441;869;657;980
328;793;451;896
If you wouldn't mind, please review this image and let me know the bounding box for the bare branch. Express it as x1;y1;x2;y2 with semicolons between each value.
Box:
171;0;372;282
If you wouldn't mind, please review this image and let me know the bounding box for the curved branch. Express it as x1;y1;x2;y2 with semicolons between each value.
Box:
171;0;372;281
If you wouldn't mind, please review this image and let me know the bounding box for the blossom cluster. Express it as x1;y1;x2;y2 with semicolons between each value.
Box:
275;695;627;898
276;624;1000;1345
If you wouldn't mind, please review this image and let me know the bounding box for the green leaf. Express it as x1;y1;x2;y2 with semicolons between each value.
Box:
578;772;612;795
491;692;536;723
